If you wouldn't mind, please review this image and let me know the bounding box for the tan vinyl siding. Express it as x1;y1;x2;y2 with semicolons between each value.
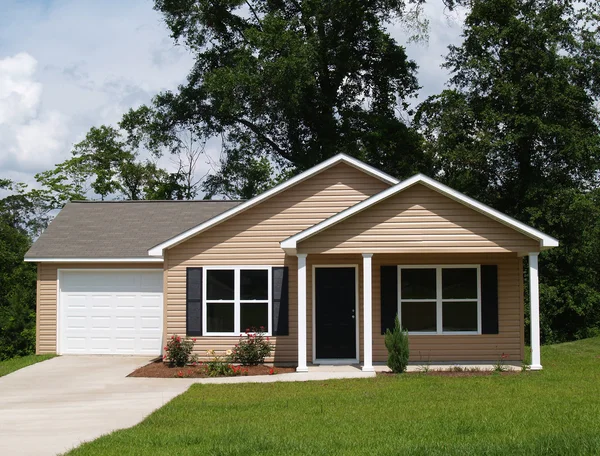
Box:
371;253;524;362
35;262;164;354
308;253;524;363
167;163;391;362
300;184;540;255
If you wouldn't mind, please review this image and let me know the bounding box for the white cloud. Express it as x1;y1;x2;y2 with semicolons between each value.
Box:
0;53;42;124
0;52;69;175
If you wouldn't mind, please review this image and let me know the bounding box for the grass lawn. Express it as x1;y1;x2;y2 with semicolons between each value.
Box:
67;338;600;456
0;354;57;377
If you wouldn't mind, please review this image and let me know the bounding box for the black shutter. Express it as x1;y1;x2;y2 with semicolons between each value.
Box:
380;265;398;334
186;267;203;336
481;265;499;334
272;267;289;336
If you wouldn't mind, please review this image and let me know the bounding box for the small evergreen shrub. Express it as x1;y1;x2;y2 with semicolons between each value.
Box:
230;326;273;365
384;316;410;373
164;335;197;367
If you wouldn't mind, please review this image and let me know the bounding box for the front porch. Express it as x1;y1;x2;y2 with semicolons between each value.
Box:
293;252;542;373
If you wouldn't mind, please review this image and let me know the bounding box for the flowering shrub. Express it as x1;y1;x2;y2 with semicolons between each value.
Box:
230;326;273;365
204;349;233;377
203;349;250;377
494;353;509;372
164;335;198;367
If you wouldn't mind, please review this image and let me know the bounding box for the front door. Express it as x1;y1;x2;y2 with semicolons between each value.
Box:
315;267;357;360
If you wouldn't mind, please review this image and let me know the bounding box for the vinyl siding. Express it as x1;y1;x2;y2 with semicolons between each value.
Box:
309;253;524;363
300;184;541;255
167;163;391;362
36;262;164;354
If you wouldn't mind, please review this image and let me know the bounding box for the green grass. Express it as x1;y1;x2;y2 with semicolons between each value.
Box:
0;354;57;377
67;338;600;456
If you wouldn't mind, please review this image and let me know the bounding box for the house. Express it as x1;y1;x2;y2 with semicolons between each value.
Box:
25;154;558;371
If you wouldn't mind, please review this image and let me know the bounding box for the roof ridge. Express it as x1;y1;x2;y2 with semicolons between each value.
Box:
70;199;245;204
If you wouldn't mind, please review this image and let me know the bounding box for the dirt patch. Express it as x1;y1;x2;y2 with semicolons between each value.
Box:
128;360;296;378
377;370;521;377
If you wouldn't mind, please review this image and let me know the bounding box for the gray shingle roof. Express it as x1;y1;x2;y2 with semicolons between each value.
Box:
25;200;242;259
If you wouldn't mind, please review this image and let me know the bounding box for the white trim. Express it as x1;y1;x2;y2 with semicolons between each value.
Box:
281;174;559;251
56;268;164;356
148;154;399;257
362;254;374;372
297;254;308;372
202;266;272;337
26;257;164;263
397;265;482;335
312;264;360;365
529;253;542;370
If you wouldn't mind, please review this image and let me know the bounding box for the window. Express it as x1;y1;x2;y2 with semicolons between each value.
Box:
204;267;271;335
398;266;480;334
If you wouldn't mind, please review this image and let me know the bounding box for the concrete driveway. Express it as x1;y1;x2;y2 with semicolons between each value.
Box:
0;356;194;456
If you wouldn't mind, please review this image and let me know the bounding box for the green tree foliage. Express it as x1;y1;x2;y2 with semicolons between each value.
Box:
35;125;202;203
123;0;434;197
384;316;410;373
416;0;600;342
0;181;37;360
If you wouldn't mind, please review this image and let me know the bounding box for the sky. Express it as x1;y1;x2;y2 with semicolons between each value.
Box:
0;0;465;190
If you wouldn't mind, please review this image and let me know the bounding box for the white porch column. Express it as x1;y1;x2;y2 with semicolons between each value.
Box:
529;252;542;370
362;253;374;372
296;254;308;372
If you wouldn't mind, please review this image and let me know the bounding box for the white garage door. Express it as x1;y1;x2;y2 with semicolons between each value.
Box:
59;270;163;355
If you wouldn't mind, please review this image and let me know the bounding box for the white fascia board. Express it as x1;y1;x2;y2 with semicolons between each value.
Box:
148;153;399;256
24;257;164;263
281;174;559;250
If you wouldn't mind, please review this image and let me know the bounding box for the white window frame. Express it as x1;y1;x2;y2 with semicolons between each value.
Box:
203;266;272;336
397;265;481;336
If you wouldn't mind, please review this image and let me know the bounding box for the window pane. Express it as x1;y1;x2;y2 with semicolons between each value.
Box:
240;303;268;332
207;303;234;332
443;301;478;332
206;270;234;300
401;301;436;332
401;269;436;299
442;268;477;299
240;270;268;300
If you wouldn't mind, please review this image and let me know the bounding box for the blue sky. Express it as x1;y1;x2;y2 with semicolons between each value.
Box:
0;0;464;188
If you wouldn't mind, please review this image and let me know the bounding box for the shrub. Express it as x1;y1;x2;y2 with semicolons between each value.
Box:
164;335;197;367
204;349;234;376
384;316;409;373
230;326;273;365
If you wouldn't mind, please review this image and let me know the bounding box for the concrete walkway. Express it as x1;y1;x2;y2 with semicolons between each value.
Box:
0;357;376;456
0;356;191;456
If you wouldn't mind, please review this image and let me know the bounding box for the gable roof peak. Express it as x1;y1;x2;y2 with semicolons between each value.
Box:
146;153;399;256
281;172;559;252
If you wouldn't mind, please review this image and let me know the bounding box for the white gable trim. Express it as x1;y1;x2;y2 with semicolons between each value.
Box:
280;174;559;252
24;257;164;263
147;154;399;256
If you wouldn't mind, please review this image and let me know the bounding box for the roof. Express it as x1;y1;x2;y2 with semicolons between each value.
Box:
24;200;242;261
280;174;559;253
147;153;400;256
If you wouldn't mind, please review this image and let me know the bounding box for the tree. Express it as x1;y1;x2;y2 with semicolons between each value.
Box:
35;125;205;203
123;0;433;197
416;0;600;342
0;181;37;360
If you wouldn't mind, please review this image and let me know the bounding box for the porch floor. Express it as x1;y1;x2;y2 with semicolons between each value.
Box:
308;362;522;373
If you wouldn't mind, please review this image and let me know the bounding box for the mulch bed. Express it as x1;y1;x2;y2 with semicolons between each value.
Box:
128;360;296;378
377;370;521;377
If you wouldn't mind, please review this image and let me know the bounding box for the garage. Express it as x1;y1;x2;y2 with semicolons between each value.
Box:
58;270;163;355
